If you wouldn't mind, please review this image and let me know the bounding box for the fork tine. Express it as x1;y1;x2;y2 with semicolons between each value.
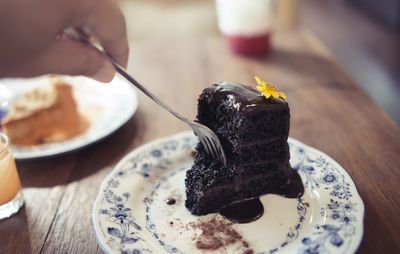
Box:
207;137;220;159
191;123;227;165
213;138;222;158
215;143;224;161
199;136;212;155
219;146;227;165
210;138;227;166
202;136;216;159
211;137;226;165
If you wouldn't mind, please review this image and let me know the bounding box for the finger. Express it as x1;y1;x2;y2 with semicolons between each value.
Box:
20;38;115;83
72;0;129;68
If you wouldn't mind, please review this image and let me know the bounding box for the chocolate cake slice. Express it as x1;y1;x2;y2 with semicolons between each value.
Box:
185;80;304;215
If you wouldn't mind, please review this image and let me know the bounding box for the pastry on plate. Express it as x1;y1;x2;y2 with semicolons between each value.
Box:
1;76;89;146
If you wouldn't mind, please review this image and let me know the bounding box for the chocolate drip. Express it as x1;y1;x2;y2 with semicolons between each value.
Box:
219;198;264;224
278;170;304;198
219;170;304;224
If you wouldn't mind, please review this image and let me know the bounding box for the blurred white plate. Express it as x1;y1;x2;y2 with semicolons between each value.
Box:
92;131;364;254
0;75;138;159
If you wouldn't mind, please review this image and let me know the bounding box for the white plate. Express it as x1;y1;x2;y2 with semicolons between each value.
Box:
0;75;138;159
92;131;364;254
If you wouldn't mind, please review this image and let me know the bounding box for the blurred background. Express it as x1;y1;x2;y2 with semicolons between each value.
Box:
118;0;400;125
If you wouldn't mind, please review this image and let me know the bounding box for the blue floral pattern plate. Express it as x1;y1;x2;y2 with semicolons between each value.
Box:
0;75;138;159
92;131;364;254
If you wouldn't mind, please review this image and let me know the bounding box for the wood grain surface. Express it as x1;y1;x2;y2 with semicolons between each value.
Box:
1;31;399;254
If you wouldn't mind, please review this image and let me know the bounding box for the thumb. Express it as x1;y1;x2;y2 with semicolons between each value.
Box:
23;38;115;83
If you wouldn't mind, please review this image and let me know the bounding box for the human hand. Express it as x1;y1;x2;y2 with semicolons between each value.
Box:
0;0;128;83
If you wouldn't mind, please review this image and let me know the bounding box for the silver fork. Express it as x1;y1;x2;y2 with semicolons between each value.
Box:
64;28;227;165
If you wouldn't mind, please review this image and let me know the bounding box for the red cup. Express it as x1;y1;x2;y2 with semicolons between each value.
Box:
225;33;271;56
216;0;275;57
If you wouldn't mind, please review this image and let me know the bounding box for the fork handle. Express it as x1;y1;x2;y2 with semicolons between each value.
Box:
112;63;191;124
63;28;191;125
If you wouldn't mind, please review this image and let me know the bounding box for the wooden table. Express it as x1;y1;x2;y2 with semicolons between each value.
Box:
1;31;399;253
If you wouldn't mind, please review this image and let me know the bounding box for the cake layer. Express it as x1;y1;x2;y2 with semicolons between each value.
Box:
185;161;235;188
215;104;290;142
227;138;290;165
195;137;290;165
237;161;292;177
197;82;290;143
185;169;303;215
193;147;292;178
186;185;237;215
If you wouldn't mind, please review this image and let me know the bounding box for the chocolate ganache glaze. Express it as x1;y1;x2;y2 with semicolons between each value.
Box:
213;81;286;107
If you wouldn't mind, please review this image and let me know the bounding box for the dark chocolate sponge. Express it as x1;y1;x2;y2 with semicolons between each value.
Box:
185;81;304;215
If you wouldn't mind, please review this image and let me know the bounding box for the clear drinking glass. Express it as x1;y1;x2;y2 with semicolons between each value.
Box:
0;132;24;220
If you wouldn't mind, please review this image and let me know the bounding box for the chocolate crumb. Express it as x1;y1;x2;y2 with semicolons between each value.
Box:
305;202;310;208
166;198;176;205
190;150;197;158
189;215;253;253
169;221;174;225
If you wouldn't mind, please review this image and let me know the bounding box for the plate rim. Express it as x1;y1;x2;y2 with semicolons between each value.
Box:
2;75;139;160
92;132;192;254
92;131;365;254
288;137;365;254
